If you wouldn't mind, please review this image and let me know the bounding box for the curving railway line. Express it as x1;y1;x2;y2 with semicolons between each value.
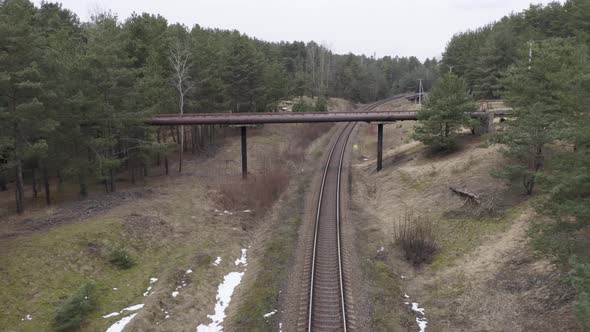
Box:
304;96;405;331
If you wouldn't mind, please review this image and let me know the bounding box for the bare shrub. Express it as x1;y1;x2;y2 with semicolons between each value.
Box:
393;212;438;265
216;165;289;213
215;123;330;214
283;123;333;163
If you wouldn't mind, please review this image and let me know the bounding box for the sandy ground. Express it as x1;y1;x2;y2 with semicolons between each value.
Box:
348;120;578;331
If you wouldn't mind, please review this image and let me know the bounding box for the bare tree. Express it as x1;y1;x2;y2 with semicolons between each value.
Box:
169;42;194;173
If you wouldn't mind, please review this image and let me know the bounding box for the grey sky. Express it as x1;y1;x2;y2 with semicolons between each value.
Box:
34;0;561;60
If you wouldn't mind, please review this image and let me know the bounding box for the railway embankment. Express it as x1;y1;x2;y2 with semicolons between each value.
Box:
349;102;578;331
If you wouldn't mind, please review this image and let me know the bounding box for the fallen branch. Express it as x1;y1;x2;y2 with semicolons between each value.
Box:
449;186;480;205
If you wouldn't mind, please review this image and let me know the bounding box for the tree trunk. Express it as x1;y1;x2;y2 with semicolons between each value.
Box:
109;169;115;192
43;163;51;205
165;155;169;175
0;174;7;192
191;126;197;155
179;124;184;173
31;167;38;199
169;126;177;143
15;159;24;214
57;169;64;189
79;172;87;197
156;128;162;166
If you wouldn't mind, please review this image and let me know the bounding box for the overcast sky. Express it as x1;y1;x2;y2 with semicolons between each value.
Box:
33;0;561;60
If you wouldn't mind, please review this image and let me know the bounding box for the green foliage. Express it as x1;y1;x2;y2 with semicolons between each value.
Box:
314;96;328;112
292;99;313;113
442;1;589;99
569;257;590;331
53;282;97;331
108;247;135;269
495;40;589;195
412;73;476;151
0;0;439;212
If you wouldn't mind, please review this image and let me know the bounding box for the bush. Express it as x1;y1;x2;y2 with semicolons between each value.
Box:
54;282;97;331
570;257;590;331
315;97;328;112
109;247;135;269
292;99;313;113
393;212;438;265
216;155;289;213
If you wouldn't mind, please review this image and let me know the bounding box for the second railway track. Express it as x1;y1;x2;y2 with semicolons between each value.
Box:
304;97;404;331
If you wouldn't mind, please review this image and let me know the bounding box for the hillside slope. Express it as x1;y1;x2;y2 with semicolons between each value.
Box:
349;115;577;331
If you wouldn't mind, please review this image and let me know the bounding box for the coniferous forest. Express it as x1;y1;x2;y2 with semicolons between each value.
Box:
0;0;438;214
434;1;590;327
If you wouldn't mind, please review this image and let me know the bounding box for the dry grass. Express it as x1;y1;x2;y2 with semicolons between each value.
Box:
215;123;332;214
216;169;289;213
393;212;438;265
283;123;333;163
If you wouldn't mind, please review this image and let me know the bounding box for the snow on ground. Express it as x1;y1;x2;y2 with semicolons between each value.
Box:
105;313;138;332
263;310;277;318
196;248;248;332
103;277;154;330
402;291;428;332
213;257;222;266
234;249;247;267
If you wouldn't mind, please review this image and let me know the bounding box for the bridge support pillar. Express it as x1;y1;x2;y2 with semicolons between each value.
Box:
241;126;248;179
377;123;383;172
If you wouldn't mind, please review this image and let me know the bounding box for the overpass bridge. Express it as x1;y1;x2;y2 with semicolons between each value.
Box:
147;108;505;177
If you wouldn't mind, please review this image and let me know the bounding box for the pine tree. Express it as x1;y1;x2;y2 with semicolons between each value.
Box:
496;39;579;195
412;73;476;151
0;0;45;213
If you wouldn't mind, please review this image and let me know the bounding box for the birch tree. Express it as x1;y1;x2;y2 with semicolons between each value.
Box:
169;42;194;173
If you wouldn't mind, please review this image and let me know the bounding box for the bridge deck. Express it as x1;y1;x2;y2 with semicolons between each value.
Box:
148;111;420;125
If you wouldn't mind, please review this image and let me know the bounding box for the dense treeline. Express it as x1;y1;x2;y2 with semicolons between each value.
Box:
0;0;437;214
442;0;589;99
437;1;590;328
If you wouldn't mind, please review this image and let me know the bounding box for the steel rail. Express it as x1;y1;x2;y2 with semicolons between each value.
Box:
307;96;403;331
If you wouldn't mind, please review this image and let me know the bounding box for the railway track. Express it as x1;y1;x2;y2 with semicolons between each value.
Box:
304;97;405;331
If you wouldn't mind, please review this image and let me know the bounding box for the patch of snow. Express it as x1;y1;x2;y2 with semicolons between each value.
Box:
197;248;248;332
404;293;409;298
411;302;425;315
143;286;152;296
103;312;120;318
122;304;145;312
417;317;428;332
172;291;179;298
214;257;222;266
263;310;277;318
165;315;170;319
186;269;193;274
234;249;248;267
403;300;427;332
106;313;138;332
